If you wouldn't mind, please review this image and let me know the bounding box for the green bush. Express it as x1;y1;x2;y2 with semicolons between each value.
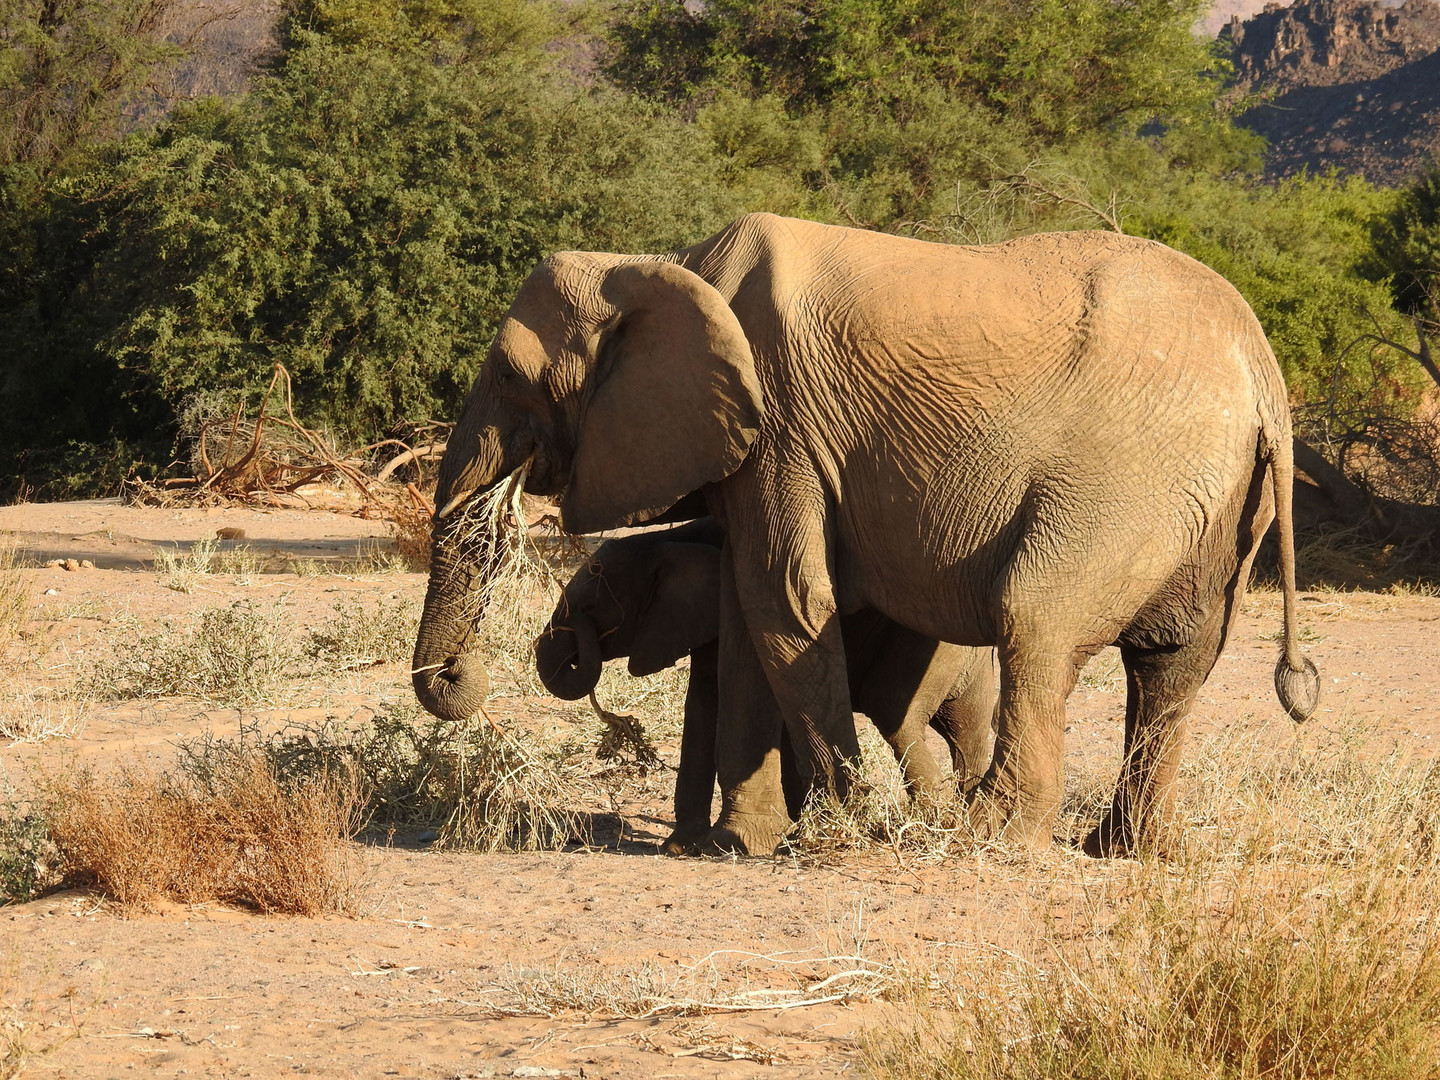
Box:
0;798;59;904
2;25;739;497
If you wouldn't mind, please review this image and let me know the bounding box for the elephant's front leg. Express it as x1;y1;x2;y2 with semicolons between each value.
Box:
725;502;861;809
706;558;793;856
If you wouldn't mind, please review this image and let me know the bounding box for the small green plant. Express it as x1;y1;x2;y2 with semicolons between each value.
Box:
305;594;418;670
87;600;296;704
0;798;59;904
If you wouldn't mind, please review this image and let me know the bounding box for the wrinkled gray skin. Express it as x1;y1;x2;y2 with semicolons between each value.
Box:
533;519;997;853
412;213;1320;859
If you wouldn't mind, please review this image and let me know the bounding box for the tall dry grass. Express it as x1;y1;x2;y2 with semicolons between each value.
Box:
861;722;1440;1080
0;538;28;653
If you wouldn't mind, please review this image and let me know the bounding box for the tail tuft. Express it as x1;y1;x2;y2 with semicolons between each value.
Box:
1274;654;1320;723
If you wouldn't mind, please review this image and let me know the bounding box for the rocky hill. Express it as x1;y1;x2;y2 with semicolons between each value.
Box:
1222;0;1440;183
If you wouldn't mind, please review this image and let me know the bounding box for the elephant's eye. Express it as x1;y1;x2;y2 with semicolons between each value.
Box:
492;360;515;387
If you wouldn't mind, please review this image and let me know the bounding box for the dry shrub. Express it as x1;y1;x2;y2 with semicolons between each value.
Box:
224;702;595;852
374;482;434;572
305;594;419;670
46;752;363;914
87;600;296;705
0;684;89;744
863;725;1440;1080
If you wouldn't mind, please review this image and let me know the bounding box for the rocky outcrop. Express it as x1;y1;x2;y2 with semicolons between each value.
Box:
1222;0;1440;183
1225;0;1440;87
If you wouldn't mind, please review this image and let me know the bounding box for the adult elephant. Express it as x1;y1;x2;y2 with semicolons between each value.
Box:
532;518;997;852
411;213;1319;857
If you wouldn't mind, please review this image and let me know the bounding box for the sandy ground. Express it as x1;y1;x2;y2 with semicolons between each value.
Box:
0;499;1437;1078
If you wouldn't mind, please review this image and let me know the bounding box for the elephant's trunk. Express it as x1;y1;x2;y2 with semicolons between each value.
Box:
411;527;494;723
534;612;602;701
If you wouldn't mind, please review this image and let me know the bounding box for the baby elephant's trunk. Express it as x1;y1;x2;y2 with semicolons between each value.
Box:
534;612;603;700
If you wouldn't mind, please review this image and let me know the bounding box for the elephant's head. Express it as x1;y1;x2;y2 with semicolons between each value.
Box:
411;256;762;723
534;526;725;700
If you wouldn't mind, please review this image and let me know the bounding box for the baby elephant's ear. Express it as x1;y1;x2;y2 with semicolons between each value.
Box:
561;261;763;535
628;541;723;678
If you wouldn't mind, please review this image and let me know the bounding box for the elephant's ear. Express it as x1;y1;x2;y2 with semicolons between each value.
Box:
560;261;762;534
629;541;723;678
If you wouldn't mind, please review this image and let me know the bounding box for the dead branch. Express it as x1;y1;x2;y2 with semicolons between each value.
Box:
995;165;1124;233
376;442;448;483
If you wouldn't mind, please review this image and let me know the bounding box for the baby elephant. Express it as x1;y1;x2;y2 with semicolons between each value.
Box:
533;519;997;852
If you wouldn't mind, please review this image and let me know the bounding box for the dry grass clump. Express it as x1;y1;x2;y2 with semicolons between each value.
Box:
444;467;586;694
87;600;296;704
0;684;89;744
45;751;363;914
1;961;87;1080
785;724;977;864
0;539;29;652
867;850;1440;1079
431;719;592;851
483;949;891;1021
863;725;1440;1080
152;537;217;593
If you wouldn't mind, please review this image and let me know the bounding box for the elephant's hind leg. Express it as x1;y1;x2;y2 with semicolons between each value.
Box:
969;631;1091;849
1084;606;1227;858
1086;457;1273;858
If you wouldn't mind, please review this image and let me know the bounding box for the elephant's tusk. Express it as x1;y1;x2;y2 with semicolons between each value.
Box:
410;662;447;675
435;488;475;520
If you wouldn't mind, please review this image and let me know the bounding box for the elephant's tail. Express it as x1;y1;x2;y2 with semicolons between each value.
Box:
1262;385;1320;723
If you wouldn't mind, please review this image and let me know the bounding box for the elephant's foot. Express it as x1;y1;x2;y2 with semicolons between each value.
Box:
704;807;792;856
1082;803;1177;860
661;822;711;857
966;778;1057;849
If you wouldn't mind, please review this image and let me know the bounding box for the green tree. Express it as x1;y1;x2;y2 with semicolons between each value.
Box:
0;0;182;171
278;0;564;59
1;32;739;496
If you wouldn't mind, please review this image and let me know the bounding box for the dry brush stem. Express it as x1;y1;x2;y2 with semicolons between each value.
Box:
473;951;894;1021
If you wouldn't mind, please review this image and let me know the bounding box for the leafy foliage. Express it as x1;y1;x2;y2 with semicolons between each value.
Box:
1369;162;1440;323
1;28;737;496
0;0;182;171
607;0;1229;138
2;0;1437;499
